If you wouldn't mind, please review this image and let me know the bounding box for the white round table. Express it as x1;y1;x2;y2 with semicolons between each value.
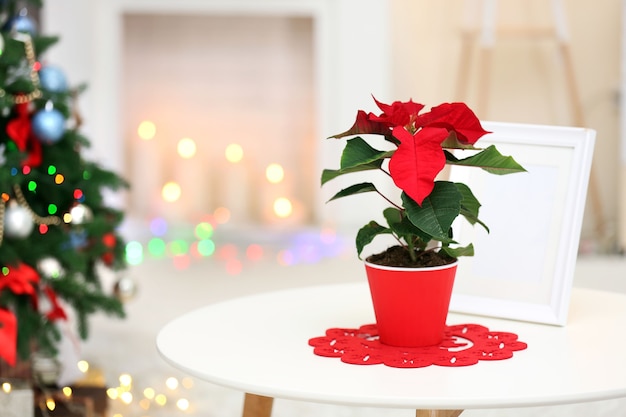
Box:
156;283;626;417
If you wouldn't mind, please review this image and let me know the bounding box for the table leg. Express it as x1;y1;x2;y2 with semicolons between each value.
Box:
416;410;463;417
242;393;274;417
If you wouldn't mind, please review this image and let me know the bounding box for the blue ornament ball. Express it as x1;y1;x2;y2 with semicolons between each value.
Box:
3;14;37;36
32;109;66;144
39;66;68;93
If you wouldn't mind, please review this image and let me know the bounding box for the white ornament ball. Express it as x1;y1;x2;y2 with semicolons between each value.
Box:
37;257;65;279
4;201;34;238
69;203;93;225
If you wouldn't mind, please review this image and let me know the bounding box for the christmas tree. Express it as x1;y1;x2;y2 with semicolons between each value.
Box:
0;0;127;369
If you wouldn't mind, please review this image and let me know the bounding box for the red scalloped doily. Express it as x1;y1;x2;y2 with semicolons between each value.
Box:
308;323;527;368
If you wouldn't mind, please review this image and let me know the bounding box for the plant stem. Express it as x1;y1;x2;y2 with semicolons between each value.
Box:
375;190;401;210
406;237;417;262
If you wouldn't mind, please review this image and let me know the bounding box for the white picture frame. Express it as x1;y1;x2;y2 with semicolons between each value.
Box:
448;121;596;326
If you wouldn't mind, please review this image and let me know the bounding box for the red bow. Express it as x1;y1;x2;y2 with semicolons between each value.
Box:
0;263;40;302
6;101;42;167
42;286;67;321
0;263;41;366
0;308;17;366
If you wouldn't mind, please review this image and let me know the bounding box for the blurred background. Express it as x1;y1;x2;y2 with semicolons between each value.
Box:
27;1;626;416
40;0;623;256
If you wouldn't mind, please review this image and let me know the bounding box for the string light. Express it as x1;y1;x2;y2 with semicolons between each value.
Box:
106;388;119;400
176;398;190;411
46;398;56;411
2;382;11;393
165;377;179;390
77;360;89;373
154;394;167;406
120;391;133;405
119;374;132;389
143;387;155;400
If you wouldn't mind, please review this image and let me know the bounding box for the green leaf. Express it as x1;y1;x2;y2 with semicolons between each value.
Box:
321;137;393;185
341;137;392;169
402;181;462;242
441;243;474;258
356;221;392;258
33;36;60;56
321;162;381;185
447;145;526;175
326;182;378;202
454;182;489;232
383;207;431;242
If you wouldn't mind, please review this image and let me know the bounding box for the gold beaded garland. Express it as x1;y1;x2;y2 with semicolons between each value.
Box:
0;33;42;104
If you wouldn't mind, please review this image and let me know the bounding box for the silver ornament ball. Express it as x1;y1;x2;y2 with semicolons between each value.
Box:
114;275;138;302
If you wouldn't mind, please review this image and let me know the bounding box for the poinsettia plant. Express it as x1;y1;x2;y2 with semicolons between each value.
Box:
322;97;526;267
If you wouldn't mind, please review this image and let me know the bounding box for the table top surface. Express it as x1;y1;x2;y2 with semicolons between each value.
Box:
156;282;626;410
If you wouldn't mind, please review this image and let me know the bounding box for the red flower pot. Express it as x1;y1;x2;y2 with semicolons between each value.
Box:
364;260;458;347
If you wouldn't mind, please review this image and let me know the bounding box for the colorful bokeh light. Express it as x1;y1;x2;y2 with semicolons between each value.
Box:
148;238;166;258
194;222;213;239
265;163;284;184
149;217;168;236
161;181;182;202
225;143;244;163
177;137;196;159
273;197;292;218
246;244;263;261
214;207;231;224
126;241;144;265
196;239;216;257
138;121;156;140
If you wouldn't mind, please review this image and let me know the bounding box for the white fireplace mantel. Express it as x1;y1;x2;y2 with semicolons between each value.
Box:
41;0;391;228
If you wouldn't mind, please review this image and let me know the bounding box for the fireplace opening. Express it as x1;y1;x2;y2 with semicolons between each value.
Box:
122;14;315;230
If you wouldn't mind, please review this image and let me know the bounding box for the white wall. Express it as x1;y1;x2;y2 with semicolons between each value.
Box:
389;0;621;252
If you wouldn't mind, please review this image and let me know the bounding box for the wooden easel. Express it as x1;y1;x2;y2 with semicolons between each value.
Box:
455;0;607;242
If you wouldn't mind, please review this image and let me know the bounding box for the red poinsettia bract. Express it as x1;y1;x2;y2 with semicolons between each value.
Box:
336;98;489;205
